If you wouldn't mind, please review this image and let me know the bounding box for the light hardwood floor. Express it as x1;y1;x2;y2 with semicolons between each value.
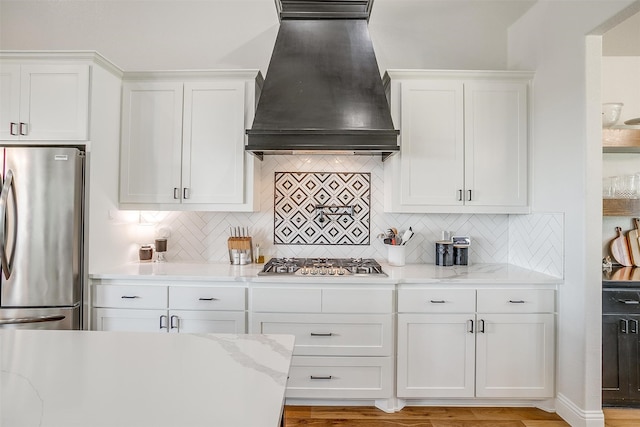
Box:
283;406;640;427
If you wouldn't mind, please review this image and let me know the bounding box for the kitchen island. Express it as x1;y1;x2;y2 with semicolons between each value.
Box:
0;330;294;427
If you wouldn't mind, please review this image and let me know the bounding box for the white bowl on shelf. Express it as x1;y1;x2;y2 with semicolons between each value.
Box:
603;103;623;128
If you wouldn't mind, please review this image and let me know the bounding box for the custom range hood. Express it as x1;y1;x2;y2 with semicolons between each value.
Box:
245;0;399;161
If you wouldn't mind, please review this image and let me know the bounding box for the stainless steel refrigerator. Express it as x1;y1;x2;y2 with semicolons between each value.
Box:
0;146;84;330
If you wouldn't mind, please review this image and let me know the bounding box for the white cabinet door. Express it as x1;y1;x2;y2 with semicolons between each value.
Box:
464;81;528;208
475;313;555;398
119;82;184;204
384;71;530;214
169;310;246;334
0;64;20;140
93;308;167;333
396;313;475;398
182;81;245;204
399;80;464;207
0;64;89;141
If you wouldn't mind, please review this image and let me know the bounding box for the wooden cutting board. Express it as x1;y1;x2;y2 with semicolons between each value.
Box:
628;218;640;266
611;226;633;267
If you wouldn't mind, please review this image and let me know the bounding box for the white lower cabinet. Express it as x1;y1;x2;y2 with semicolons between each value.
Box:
91;282;246;334
249;285;394;402
397;287;555;400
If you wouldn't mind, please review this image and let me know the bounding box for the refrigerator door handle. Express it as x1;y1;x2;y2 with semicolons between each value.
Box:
0;314;66;325
0;169;17;280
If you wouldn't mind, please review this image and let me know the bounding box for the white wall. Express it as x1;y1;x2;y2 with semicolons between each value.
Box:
508;1;639;426
0;0;528;72
602;56;640;122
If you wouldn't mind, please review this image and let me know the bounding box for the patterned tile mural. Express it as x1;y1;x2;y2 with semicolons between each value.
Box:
274;172;371;245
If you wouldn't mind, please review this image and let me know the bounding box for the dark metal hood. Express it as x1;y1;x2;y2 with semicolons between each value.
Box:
246;0;399;161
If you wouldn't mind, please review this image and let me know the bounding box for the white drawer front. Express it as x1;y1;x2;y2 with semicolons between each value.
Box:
398;288;475;313
477;289;555;313
252;313;392;356
286;356;393;399
93;285;167;309
169;286;245;311
251;288;321;313
322;289;392;313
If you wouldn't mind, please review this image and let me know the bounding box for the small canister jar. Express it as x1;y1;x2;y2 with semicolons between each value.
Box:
139;245;153;262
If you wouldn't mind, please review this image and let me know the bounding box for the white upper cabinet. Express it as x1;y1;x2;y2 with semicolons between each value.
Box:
0;63;90;141
384;70;532;214
119;71;262;211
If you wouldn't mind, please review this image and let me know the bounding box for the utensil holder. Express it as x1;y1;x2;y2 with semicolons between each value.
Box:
228;237;253;265
388;245;406;266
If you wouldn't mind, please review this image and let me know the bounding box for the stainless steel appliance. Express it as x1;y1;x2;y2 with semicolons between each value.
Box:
259;258;386;277
0;146;84;330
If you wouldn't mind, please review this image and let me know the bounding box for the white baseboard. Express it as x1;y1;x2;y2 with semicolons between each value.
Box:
555;393;605;427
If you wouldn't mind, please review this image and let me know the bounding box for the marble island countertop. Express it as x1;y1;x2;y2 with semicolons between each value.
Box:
1;330;295;427
90;262;561;285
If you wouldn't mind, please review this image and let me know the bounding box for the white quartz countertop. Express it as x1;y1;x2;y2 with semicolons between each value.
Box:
90;262;561;284
1;330;294;427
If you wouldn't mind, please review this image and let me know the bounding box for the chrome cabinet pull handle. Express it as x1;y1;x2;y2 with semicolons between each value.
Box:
621;319;629;334
310;332;333;337
458;189;463;201
479;319;485;333
19;122;27;135
467;190;472;201
430;300;446;304
509;300;525;304
160;315;168;330
198;297;219;301
618;299;640;305
310;375;332;380
173;188;180;199
170;315;179;330
9;123;18;136
183;187;190;199
121;295;140;299
467;319;474;333
630;319;638;334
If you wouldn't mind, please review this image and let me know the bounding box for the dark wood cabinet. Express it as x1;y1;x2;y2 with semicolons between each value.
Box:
602;288;640;407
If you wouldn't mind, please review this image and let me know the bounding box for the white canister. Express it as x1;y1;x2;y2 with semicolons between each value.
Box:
388;245;406;266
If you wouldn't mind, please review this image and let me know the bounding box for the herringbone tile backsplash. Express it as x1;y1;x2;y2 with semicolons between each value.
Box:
133;155;563;277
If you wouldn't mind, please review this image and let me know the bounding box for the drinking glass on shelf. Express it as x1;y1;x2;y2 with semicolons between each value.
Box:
603;177;615;198
614;175;638;199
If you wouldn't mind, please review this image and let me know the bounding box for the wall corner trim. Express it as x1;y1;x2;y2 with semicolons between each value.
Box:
555;393;605;427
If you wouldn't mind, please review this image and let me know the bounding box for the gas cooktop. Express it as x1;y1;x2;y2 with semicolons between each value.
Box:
258;257;386;277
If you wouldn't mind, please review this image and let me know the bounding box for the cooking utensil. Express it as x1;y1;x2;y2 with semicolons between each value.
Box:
611;226;633;266
400;228;413;246
628;218;640;266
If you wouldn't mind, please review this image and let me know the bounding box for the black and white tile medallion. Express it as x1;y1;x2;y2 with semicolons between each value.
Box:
274;172;371;245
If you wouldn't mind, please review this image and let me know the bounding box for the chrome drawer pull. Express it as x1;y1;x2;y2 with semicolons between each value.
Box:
631;319;639;334
310;375;332;380
121;295;140;299
509;300;525;304
198;297;219;301
479;319;485;333
467;319;474;333
430;300;446;304
618;299;640;305
310;332;333;337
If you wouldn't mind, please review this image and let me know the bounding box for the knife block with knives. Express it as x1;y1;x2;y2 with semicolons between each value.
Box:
228;227;253;265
